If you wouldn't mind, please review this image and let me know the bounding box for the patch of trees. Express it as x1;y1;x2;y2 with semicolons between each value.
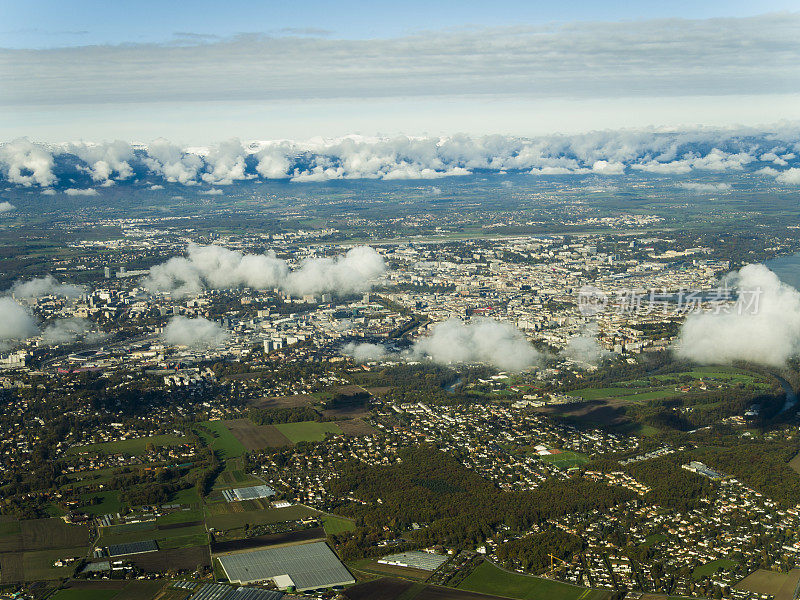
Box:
496;529;583;573
694;438;800;508
624;452;711;511
328;445;634;559
248;406;324;426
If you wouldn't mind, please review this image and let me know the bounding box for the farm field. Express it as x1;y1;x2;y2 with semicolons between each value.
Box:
735;569;800;600
458;560;608;600
21;518;91;551
22;546;90;581
338;418;378;436
50;590;121;600
194;421;246;459
204;504;319;531
274;420;342;443
67;434;187;456
78;490;123;515
224;418;292;450
348;557;432;581
98;522;207;548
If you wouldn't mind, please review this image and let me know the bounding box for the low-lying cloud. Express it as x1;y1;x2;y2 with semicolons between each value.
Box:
674;264;800;368
3;128;800;189
0;297;39;342
10;276;84;299
342;342;388;363
413;317;541;371
144;244;385;297
162;316;228;348
41;318;95;345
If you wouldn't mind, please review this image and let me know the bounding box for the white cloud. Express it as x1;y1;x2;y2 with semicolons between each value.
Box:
41;318;93;345
776;168;800;184
144;243;385;297
10;275;84;299
679;182;731;192
162;316;228;348
67;140;134;183
0;201;15;212
64;187;98;196
0;297;38;341
674;264;800;367
342;342;388;363
413;317;541;371
3;15;799;109
591;160;625;175
0;139;56;187
200;188;223;195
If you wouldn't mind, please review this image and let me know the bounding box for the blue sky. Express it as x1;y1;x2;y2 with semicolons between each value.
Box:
2;1;800;143
2;0;797;48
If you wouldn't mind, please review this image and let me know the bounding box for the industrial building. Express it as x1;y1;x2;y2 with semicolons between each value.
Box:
218;541;354;591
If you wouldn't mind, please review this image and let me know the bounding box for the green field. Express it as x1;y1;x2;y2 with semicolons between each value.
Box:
274;421;343;443
67;434;187;456
566;387;677;402
322;515;356;535
692;558;737;579
99;523;207;548
22;547;90;581
459;560;607;600
204;504;318;531
49;590;121;600
641;533;667;548
78;491;123;516
539;450;589;469
194;421;246;459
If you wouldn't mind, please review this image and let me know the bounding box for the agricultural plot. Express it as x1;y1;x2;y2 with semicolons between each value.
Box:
458;560;608;600
348;557;432;581
67;434;187;456
735;568;800;600
98;522;207;549
22;547;90;581
20;518;90;551
194;421;246;459
78;490;123;515
338;418;378;436
224;418;291;450
124;545;211;573
204;504;319;531
249;394;316;409
274;420;342;443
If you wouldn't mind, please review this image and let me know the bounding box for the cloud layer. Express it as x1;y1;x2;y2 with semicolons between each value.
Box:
3;15;799;107
3;128;800;189
413;317;541;371
144;244;385;297
675;264;800;368
10;276;84;299
162;316;228;348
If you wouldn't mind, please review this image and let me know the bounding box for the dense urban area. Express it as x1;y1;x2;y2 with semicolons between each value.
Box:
1;175;800;600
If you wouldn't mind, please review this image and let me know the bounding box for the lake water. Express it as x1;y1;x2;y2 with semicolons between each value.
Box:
765;252;800;291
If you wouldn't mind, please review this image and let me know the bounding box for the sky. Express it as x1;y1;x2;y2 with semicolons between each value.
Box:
2;1;800;143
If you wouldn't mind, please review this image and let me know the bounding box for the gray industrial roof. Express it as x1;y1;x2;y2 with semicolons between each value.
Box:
218;541;354;591
106;540;158;556
187;583;283;600
379;550;449;571
222;485;276;502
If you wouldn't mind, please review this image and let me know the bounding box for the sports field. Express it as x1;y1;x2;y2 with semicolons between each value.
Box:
458;561;608;600
539;450;589;469
274;420;343;443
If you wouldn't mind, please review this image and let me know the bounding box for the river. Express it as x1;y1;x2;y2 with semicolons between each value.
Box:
765;251;800;291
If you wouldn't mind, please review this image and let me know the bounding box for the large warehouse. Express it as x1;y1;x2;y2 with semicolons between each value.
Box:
218;542;354;591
